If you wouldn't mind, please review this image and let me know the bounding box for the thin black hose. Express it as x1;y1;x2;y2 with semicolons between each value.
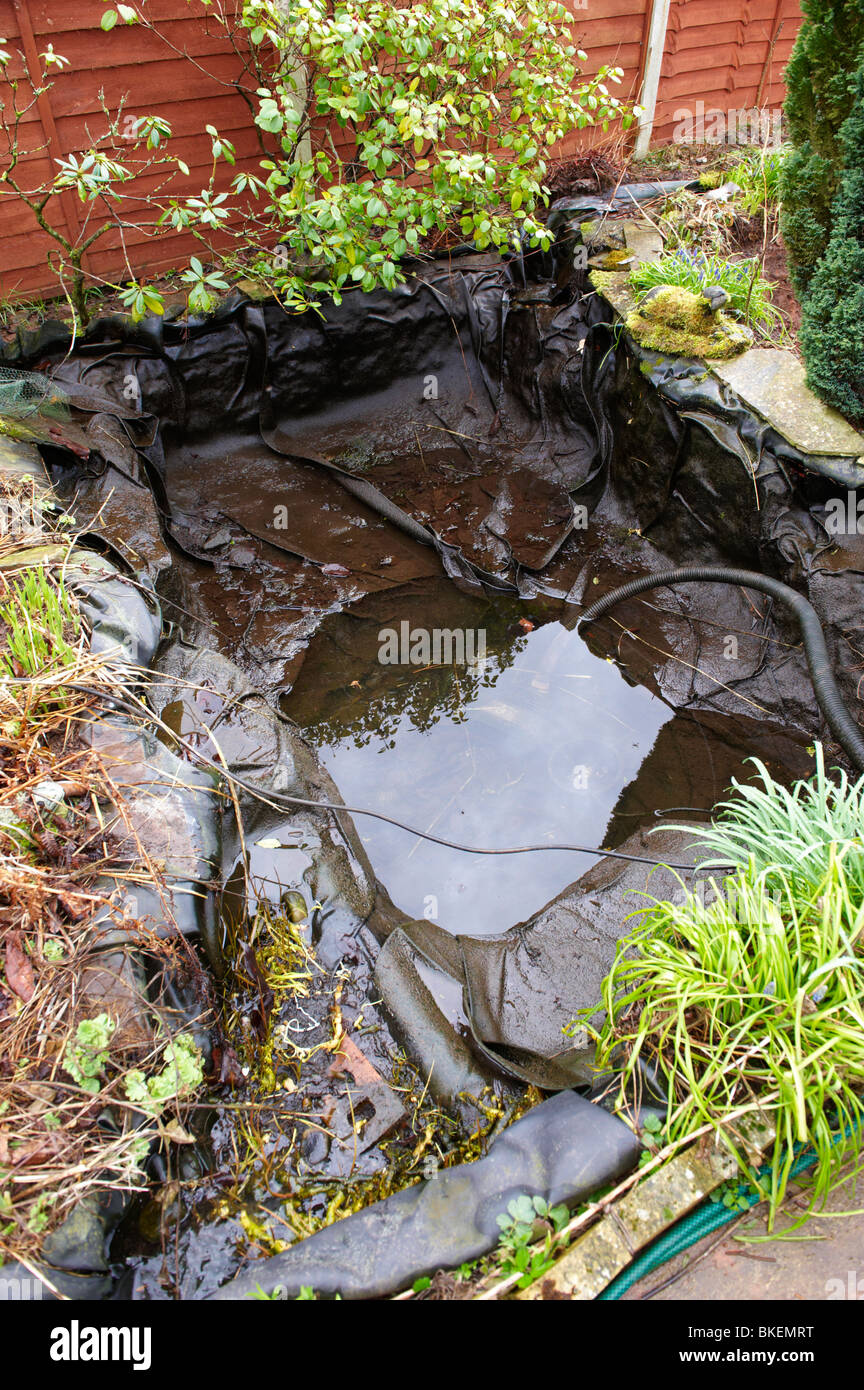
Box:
65;683;704;872
577;565;864;771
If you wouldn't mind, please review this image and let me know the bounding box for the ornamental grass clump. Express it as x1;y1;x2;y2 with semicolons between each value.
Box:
732;145;790;216
589;747;864;1230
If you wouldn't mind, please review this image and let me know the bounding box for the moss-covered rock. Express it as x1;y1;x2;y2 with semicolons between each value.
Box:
624;286;753;360
596;247;634;270
581;222;625;256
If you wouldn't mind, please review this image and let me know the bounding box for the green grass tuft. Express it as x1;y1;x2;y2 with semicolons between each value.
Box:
0;566;82;705
731;145;790;215
588;746;864;1232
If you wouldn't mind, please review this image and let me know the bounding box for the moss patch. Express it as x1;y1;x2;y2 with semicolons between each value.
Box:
625;285;752;360
596;248;633;270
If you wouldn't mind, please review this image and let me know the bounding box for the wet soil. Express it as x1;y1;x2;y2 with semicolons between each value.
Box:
729;212;801;338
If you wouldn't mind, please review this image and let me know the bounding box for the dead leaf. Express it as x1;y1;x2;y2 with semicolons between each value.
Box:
5;931;34;1001
158;1118;196;1145
329;1034;386;1087
214;1042;244;1087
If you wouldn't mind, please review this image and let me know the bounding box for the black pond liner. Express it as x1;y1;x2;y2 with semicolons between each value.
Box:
8;220;864;1299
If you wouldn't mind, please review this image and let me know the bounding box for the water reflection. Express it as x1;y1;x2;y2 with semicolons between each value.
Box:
284;582;671;935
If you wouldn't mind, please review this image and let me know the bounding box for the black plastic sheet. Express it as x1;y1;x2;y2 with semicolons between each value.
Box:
6;224;864;1298
207;1089;642;1301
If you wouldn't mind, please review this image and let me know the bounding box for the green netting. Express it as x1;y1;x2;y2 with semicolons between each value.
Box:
0;367;70;421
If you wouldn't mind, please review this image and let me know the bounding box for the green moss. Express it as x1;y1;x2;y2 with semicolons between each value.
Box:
697;170;724;190
589;269;618;295
625;286;752;360
0;416;40;443
598;248;632;269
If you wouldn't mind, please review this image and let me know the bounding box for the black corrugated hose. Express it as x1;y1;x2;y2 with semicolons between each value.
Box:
577;565;864;772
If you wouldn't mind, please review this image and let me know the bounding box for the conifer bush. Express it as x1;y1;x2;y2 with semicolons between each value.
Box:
779;0;864;295
798;57;864;425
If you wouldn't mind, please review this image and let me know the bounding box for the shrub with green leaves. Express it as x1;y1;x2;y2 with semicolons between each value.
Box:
588;746;864;1231
798;56;864;425
0;31;192;326
186;0;636;310
779;0;864;294
180;257;231;316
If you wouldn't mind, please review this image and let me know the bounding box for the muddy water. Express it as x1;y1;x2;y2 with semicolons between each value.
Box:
282;577;811;937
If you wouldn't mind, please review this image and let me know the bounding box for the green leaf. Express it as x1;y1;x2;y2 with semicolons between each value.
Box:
142;289;164;315
100;9;118;30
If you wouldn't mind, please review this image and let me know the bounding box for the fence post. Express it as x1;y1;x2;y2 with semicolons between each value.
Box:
634;0;672;159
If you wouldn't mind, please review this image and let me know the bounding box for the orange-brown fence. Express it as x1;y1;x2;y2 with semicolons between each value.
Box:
0;0;802;302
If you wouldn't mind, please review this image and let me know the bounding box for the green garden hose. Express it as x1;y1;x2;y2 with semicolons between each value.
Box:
597;1146;821;1300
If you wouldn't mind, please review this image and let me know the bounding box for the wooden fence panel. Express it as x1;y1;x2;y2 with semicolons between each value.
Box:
0;0;803;302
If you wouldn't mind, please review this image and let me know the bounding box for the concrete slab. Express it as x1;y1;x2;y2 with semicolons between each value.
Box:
623;1165;864;1302
712;349;864;459
0;432;48;486
623;220;664;266
589;269;638;318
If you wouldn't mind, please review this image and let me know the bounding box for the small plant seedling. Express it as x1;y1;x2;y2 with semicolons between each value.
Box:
495;1194;569;1290
62;1013;116;1094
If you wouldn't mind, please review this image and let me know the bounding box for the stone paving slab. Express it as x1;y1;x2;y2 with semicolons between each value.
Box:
712;349;864;459
622;1165;864;1302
